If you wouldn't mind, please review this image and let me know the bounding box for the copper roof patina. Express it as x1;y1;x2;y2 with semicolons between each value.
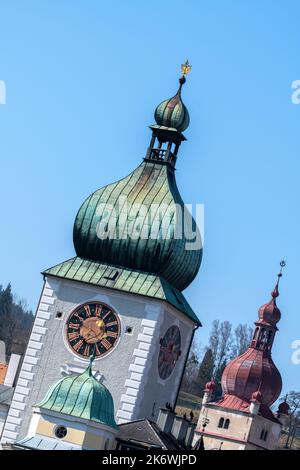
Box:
43;256;201;326
73;161;202;292
36;358;117;428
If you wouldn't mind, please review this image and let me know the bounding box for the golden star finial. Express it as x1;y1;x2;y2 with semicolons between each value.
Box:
181;60;192;77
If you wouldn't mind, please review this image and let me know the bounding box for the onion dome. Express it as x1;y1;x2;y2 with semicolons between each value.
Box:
251;390;262;403
278;399;290;415
258;280;282;326
74;160;202;292
221;262;286;407
37;355;117;428
154;60;191;133
73;63;202;291
204;380;216;392
154;76;190;133
221;348;282;406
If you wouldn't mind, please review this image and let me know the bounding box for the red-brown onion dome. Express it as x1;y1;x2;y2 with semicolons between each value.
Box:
221;348;282;406
251;390;262;403
258;299;281;325
278;401;290;415
204;380;216;392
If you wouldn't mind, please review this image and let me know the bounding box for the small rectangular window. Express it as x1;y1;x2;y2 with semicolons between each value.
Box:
103;270;119;281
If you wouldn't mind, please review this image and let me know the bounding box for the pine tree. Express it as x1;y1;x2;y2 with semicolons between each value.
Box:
194;348;214;397
214;359;227;399
0;283;13;345
0;283;33;358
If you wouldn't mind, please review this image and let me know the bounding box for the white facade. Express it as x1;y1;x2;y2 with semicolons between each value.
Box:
1;275;194;443
193;402;282;450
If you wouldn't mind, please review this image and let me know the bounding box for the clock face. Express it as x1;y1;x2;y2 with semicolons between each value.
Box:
65;302;121;359
158;325;181;380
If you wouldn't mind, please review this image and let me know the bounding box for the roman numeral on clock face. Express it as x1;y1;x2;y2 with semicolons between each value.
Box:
73;339;84;352
101;338;112;350
106;331;118;338
95;304;102;317
68;332;80;341
106;321;118;327
69;322;80;329
84;305;92;317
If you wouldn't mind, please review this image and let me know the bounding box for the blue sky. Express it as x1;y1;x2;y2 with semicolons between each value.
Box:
0;0;299;394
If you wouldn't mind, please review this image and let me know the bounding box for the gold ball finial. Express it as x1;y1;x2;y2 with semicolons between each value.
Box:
181;60;192;77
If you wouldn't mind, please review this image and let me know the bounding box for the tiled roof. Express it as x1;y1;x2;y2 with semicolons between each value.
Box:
214;394;251;413
43;256;201;326
210;394;280;424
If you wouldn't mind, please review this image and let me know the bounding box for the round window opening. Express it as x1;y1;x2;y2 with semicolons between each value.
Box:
55;425;68;439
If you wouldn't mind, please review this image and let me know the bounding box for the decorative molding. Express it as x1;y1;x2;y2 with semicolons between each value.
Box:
60;363;102;381
116;306;160;424
1;282;56;444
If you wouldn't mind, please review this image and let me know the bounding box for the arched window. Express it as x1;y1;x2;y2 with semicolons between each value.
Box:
224;419;230;429
218;418;224;428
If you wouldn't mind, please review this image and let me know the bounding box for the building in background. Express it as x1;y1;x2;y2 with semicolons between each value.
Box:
194;264;290;450
0;341;22;437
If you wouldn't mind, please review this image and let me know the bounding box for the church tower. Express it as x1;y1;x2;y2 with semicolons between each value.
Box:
193;262;290;450
1;63;203;444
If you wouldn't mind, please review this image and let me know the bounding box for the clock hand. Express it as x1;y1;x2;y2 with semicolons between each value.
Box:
85;330;107;342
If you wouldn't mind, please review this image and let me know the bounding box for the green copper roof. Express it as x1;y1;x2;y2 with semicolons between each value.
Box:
154;78;190;132
37;359;117;428
43;256;201;326
73;160;202;291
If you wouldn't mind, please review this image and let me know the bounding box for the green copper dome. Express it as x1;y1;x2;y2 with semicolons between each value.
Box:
154;76;190;132
37;361;117;428
73;160;202;291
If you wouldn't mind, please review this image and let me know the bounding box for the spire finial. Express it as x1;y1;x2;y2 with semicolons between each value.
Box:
179;60;192;88
87;345;96;375
272;260;286;299
181;60;192;77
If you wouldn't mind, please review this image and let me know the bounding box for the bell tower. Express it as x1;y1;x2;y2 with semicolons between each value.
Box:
145;60;191;167
194;262;288;451
1;63;203;445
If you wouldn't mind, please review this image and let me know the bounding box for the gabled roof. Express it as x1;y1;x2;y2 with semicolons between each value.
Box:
209;394;280;424
43;256;201;326
117;418;188;450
